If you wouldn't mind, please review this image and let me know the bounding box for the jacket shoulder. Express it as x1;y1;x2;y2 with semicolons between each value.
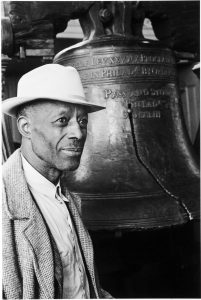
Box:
3;149;22;180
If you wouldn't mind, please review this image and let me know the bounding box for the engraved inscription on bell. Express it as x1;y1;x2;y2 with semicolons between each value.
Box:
66;51;175;69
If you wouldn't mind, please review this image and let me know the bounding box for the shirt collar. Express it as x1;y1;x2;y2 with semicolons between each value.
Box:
21;153;62;200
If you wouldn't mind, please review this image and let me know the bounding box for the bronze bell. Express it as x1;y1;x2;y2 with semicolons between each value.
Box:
54;2;200;230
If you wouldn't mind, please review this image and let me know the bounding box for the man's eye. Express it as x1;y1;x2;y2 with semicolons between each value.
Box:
56;117;68;124
79;118;88;128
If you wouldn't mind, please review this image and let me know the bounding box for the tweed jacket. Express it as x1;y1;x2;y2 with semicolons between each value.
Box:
2;149;111;299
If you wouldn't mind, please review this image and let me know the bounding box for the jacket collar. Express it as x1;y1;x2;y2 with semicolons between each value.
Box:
3;148;35;220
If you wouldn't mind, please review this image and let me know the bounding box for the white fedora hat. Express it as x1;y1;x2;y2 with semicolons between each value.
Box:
2;64;105;117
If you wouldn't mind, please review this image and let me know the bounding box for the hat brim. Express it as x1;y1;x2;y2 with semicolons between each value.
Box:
2;96;105;117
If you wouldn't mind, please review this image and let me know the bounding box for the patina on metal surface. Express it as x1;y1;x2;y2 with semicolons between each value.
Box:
54;2;200;230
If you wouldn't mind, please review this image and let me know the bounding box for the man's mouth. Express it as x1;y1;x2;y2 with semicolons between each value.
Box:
61;148;83;156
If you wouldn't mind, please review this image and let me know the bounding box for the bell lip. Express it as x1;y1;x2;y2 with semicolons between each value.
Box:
2;96;105;118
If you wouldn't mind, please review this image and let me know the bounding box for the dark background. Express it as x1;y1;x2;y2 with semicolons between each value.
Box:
91;220;200;298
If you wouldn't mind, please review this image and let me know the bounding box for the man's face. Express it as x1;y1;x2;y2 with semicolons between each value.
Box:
28;101;88;172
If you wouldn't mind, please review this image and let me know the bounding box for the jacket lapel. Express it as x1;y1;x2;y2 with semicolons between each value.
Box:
3;149;56;298
23;210;55;298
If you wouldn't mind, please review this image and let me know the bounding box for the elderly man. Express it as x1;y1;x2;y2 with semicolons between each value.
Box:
2;64;111;299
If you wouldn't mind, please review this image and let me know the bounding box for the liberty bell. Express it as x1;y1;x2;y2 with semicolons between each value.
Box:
54;2;200;230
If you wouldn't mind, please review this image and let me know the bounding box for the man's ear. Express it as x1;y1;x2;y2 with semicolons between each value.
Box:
17;116;31;138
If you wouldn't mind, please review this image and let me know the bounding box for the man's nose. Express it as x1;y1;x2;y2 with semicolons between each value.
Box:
68;121;83;140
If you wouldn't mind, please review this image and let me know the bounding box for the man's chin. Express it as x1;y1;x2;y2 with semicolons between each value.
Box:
58;158;81;172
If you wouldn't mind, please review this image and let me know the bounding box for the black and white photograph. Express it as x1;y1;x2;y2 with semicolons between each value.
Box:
1;1;200;299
